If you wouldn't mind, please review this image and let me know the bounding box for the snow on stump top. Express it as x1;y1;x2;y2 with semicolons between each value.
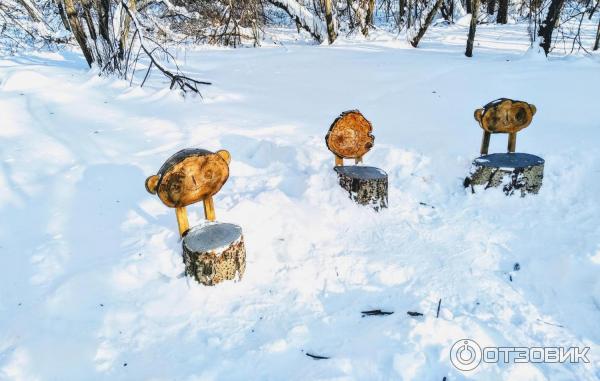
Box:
474;98;537;155
183;222;246;286
145;148;246;286
467;100;543;197
326;110;388;211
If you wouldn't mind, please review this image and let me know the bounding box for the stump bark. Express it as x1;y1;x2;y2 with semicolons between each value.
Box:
464;153;544;196
335;166;388;210
182;222;246;286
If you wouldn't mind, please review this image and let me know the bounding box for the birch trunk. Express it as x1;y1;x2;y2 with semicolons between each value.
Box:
324;0;337;44
62;0;95;66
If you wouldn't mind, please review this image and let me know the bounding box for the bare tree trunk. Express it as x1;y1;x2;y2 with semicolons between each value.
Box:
119;0;136;59
487;0;496;14
324;0;337;43
366;0;376;26
16;0;44;23
269;0;325;42
466;0;472;13
410;0;444;47
354;0;370;36
62;0;95;66
588;0;598;19
97;0;110;43
538;0;565;55
399;0;406;23
594;17;600;50
465;0;480;56
54;0;70;31
496;0;508;22
347;0;355;28
441;0;456;22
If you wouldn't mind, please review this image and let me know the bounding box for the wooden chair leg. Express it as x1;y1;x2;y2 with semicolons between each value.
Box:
335;155;343;167
203;197;216;221
508;132;517;153
175;206;189;237
480;131;491;155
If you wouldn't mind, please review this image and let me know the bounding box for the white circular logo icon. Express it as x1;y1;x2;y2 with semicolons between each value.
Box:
450;339;482;371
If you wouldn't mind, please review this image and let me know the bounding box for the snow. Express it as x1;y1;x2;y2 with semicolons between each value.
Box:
1;22;599;381
184;223;243;253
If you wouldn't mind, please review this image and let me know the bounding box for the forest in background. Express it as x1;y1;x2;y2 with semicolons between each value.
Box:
1;0;599;92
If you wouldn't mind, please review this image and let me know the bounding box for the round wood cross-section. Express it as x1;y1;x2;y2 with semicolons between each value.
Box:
464;153;544;196
474;98;537;134
182;222;246;286
326;110;375;159
334;166;388;210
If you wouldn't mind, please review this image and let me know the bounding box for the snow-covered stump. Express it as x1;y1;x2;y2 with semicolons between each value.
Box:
335;166;388;210
182;222;246;286
464;153;544;196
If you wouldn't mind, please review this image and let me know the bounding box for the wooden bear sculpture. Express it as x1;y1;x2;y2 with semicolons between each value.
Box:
145;148;246;286
326;110;388;210
474;98;537;155
466;99;544;196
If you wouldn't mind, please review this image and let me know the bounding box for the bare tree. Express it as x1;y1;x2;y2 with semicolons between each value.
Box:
466;0;480;56
497;0;508;22
324;0;337;43
538;0;565;55
62;0;95;66
269;0;326;42
410;0;444;46
398;0;407;23
487;0;496;14
366;0;376;26
441;0;456;22
594;15;600;50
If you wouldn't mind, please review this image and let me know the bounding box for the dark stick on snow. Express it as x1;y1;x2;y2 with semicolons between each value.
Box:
407;311;424;317
436;299;442;318
306;353;330;360
361;309;394;316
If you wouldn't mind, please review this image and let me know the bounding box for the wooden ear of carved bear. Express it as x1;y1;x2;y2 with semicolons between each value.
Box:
474;98;537;134
145;148;231;208
326;110;375;164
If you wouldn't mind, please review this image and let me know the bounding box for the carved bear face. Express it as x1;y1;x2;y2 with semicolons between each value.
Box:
326;110;375;159
474;99;537;133
145;148;231;208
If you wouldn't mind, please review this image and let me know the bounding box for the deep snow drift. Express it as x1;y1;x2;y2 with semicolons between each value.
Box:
0;22;599;380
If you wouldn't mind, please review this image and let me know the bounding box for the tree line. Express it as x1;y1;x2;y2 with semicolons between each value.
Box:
1;0;598;89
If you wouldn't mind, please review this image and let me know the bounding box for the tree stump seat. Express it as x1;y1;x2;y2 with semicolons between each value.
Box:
325;110;388;210
335;165;388;210
145;148;247;286
182;222;246;286
464;153;544;196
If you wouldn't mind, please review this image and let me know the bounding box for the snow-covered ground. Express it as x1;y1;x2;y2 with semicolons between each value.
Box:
1;22;599;381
